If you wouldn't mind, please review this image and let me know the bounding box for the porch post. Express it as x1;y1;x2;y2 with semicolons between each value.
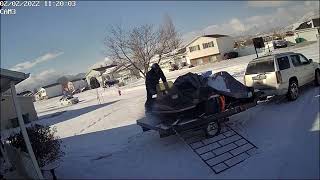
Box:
10;82;43;179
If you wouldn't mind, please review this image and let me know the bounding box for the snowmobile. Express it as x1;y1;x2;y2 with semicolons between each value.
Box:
137;71;261;138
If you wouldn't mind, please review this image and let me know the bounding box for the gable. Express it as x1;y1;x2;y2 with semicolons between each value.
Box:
187;37;217;48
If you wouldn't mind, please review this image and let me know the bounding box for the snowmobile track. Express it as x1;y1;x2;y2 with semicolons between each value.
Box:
176;124;258;174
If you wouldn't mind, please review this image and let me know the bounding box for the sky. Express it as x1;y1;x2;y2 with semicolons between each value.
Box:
0;1;319;91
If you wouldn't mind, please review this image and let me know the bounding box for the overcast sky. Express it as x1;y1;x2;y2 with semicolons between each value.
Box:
1;1;319;91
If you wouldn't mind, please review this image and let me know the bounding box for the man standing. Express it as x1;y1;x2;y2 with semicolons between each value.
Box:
145;63;168;111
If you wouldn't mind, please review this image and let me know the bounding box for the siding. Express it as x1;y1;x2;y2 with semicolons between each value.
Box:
295;28;319;41
190;54;220;66
1;95;38;129
186;37;220;60
186;36;234;64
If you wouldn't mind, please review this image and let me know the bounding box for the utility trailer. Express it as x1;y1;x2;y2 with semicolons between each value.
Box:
137;98;258;138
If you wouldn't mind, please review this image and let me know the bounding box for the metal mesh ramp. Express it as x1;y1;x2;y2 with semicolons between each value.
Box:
176;124;258;174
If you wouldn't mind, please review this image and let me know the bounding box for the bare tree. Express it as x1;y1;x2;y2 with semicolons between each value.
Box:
105;15;181;78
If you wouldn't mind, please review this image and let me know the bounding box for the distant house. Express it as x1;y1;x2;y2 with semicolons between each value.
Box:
184;34;235;66
149;48;188;73
35;83;62;100
101;64;140;85
85;64;117;89
294;18;320;42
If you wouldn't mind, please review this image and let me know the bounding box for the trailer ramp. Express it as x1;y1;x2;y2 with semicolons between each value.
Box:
174;124;258;174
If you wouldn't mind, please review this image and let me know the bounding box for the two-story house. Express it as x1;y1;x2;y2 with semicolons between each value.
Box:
184;34;235;66
295;18;320;42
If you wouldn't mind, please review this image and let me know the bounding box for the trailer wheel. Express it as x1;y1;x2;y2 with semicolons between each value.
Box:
205;121;221;138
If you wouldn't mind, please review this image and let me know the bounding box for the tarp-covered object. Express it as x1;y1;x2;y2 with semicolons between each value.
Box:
153;72;208;111
152;71;253;112
208;71;253;99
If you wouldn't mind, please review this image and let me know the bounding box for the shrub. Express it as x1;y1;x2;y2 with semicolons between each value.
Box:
7;124;64;167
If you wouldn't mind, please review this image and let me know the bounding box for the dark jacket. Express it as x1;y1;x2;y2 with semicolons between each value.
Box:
145;68;167;97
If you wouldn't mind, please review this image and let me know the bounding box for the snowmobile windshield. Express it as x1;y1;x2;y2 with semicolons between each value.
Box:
245;57;275;75
208;71;253;99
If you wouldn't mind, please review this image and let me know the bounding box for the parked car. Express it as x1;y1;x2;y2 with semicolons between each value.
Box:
273;39;288;49
105;79;119;87
223;52;238;60
244;52;320;101
60;96;79;106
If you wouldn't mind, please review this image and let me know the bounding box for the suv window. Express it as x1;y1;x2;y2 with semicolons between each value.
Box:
277;56;290;70
246;58;275;75
298;54;309;64
290;55;300;66
290;54;309;66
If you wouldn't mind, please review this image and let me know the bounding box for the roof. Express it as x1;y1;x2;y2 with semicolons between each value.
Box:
177;48;186;54
42;82;60;88
86;64;118;77
295;18;320;30
184;34;229;48
92;64;117;72
0;68;30;94
295;21;312;30
202;34;228;38
17;90;33;96
70;78;86;82
114;64;133;73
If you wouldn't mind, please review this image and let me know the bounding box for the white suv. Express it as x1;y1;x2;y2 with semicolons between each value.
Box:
244;52;320;101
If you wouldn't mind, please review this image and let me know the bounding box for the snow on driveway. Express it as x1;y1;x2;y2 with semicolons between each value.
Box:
35;41;319;178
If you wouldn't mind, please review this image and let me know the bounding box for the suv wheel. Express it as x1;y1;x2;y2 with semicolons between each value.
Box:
287;80;299;101
315;70;320;86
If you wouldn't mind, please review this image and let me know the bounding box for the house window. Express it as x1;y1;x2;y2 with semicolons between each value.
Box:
209;55;217;63
202;41;214;49
189;45;200;52
196;58;203;65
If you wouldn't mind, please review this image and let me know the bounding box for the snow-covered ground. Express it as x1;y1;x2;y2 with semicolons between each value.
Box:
34;41;319;178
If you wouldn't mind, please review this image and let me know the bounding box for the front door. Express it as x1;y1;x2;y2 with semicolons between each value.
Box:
298;54;314;83
276;56;292;85
290;54;307;85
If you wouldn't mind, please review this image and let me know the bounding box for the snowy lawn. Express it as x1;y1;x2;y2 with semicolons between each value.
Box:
35;41;319;178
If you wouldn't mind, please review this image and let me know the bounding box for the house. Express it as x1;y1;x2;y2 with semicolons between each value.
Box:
184;34;235;66
35;83;63;100
0;68;43;178
149;48;189;73
102;64;140;85
85;64;117;89
294;18;320;42
1;69;38;129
